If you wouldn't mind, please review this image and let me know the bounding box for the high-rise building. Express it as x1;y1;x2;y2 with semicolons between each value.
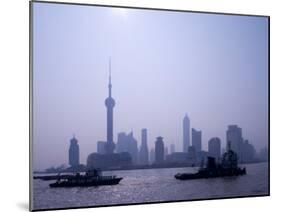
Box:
139;128;149;165
241;140;256;163
183;114;190;152
155;136;164;164
170;143;175;154
116;131;138;164
104;59;116;154
164;146;169;160
208;137;221;161
116;132;127;152
192;128;202;152
150;148;155;164
69;135;79;167
97;141;107;154
226;125;243;161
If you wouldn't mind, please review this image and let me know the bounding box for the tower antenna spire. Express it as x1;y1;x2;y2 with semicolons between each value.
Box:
108;57;112;97
109;57;111;84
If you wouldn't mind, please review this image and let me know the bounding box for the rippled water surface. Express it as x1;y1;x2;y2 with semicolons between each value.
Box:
33;163;268;210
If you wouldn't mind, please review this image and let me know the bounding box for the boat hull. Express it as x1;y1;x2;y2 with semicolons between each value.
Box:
49;177;123;188
175;168;246;180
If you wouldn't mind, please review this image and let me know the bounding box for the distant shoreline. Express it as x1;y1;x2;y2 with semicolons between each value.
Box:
33;161;267;175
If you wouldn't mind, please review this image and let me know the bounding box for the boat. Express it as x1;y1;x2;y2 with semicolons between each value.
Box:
34;174;73;181
49;169;123;188
175;147;246;180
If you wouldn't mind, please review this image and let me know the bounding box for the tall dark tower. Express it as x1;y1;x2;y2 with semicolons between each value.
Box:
139;128;149;165
183;114;190;152
69;135;79;167
155;136;164;164
105;59;116;154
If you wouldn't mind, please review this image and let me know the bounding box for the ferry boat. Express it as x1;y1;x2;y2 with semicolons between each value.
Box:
175;148;246;180
49;169;122;188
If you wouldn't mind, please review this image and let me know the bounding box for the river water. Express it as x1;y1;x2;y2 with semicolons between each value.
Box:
33;163;268;210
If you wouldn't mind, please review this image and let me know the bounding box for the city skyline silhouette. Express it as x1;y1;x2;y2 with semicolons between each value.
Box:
33;3;268;170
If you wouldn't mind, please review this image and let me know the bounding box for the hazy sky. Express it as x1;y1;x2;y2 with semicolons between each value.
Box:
32;2;268;170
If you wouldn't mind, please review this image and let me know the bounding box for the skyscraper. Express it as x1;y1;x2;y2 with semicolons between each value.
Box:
116;132;127;153
155;136;164;164
192;128;202;152
150;148;155;164
241;139;256;163
183;114;190;152
104;59;116;154
139;128;149;165
97;141;107;154
170;143;175;154
128;132;139;164
226;125;243;161
116;131;138;164
69;135;79;167
208;137;221;161
164;146;169;160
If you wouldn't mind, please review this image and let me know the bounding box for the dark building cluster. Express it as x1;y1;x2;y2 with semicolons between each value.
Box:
161;117;264;167
66;60;268;171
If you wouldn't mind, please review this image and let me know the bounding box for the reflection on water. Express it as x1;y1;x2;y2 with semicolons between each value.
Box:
33;163;268;210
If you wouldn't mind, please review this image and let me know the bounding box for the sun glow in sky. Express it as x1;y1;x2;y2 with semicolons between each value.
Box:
111;7;129;20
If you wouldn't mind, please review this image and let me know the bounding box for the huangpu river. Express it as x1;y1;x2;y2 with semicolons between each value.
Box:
33;163;268;210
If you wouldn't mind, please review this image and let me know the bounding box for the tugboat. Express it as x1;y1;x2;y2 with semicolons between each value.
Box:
175;145;246;180
49;169;122;188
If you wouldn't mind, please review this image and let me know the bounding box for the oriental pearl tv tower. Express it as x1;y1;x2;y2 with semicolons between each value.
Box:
105;59;116;154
